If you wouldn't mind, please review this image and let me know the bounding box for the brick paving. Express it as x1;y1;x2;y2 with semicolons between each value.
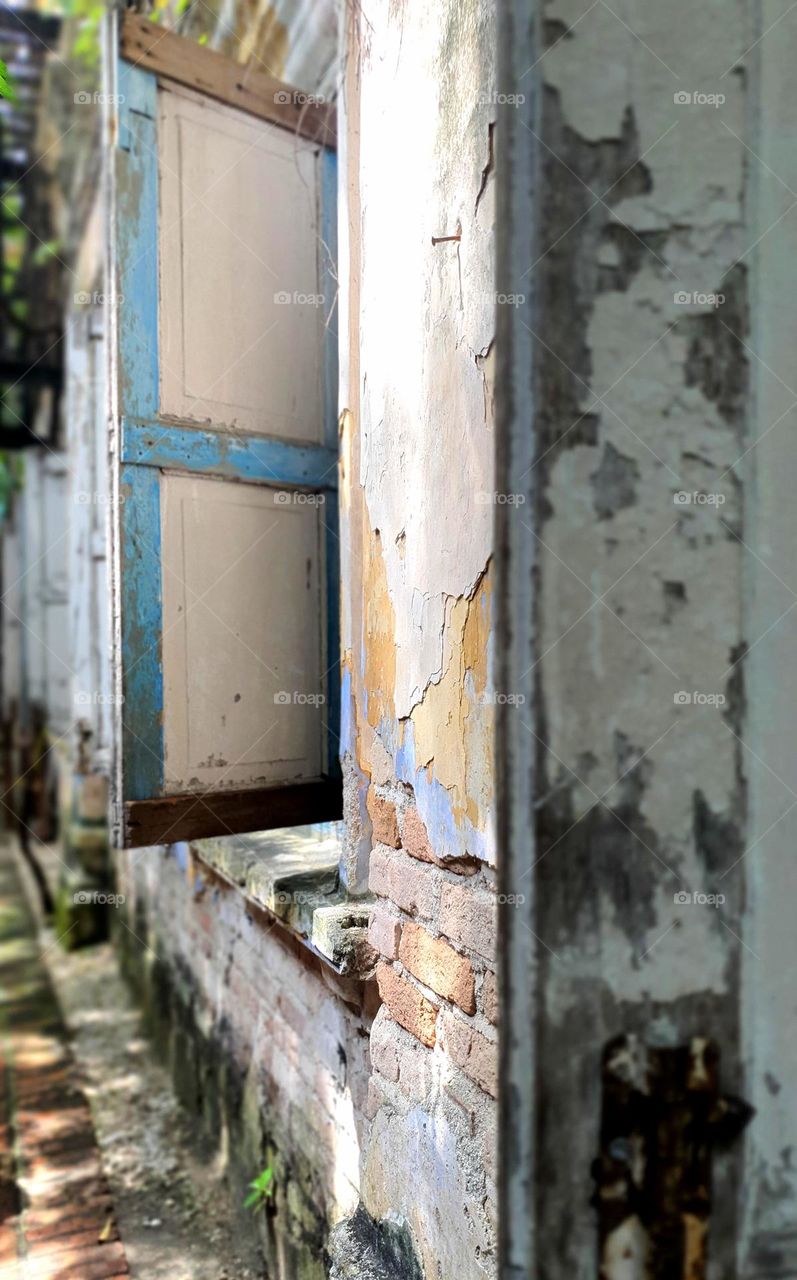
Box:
0;847;129;1279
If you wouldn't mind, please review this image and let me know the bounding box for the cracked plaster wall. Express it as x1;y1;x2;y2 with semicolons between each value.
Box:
528;1;757;1277
336;3;499;1277
340;0;497;885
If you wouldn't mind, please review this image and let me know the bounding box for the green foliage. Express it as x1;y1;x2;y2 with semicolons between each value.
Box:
60;0;106;71
244;1165;274;1211
146;0;192;26
0;58;17;103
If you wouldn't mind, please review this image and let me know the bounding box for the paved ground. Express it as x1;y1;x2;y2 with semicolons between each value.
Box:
2;837;265;1280
0;845;129;1279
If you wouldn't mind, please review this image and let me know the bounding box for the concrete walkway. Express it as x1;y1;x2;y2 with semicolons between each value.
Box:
0;841;129;1279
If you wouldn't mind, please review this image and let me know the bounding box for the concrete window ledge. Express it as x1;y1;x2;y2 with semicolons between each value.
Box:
188;823;377;982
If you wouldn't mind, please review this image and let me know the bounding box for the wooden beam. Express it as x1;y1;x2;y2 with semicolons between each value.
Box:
119;14;337;149
123;778;343;848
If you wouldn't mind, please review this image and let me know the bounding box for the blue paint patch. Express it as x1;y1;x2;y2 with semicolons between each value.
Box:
395;718;490;862
120;464;164;800
320;147;338;450
116;65;158;420
324;491;341;776
173;842;189;871
340;664;355;756
122;420;338;488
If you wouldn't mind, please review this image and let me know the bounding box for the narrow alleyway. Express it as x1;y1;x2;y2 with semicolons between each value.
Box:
0;839;266;1280
0;841;129;1279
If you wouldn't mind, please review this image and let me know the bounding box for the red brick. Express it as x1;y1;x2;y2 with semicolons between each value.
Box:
401;807;480;875
481;969;498;1025
27;1225;118;1257
367;905;402;960
399;922;475;1013
440;881;496;962
401;807;436;863
26;1205;113;1242
369;846;439;919
376;962;438;1047
366;789;401;848
439;1009;497;1097
25;1239;127;1278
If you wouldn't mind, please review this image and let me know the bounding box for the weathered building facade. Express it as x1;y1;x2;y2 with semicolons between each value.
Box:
3;0;797;1277
4;0;500;1276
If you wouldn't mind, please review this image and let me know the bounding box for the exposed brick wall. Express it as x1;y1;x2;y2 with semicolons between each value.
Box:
368;789;498;1095
364;784;498;1276
114;790;498;1280
115;845;373;1280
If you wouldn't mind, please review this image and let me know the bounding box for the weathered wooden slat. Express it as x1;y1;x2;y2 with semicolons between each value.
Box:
119;14;337;149
119;463;164;802
124;779;343;847
121;419;338;487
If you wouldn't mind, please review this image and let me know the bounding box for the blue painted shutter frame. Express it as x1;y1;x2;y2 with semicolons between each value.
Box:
104;20;340;846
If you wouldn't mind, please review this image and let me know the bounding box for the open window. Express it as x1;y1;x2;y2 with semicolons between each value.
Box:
103;15;341;848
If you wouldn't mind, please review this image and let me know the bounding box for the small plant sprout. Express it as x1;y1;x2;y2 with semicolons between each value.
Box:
244;1164;274;1211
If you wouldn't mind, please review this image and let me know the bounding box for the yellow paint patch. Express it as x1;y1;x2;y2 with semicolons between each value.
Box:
339;409;353;514
408;566;493;833
363;528;396;732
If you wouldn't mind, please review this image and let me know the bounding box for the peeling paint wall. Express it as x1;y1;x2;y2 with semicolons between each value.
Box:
742;3;797;1273
525;2;752;1277
341;0;497;880
338;1;499;1276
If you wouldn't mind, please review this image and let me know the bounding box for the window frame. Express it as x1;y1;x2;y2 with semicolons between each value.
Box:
104;14;341;848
